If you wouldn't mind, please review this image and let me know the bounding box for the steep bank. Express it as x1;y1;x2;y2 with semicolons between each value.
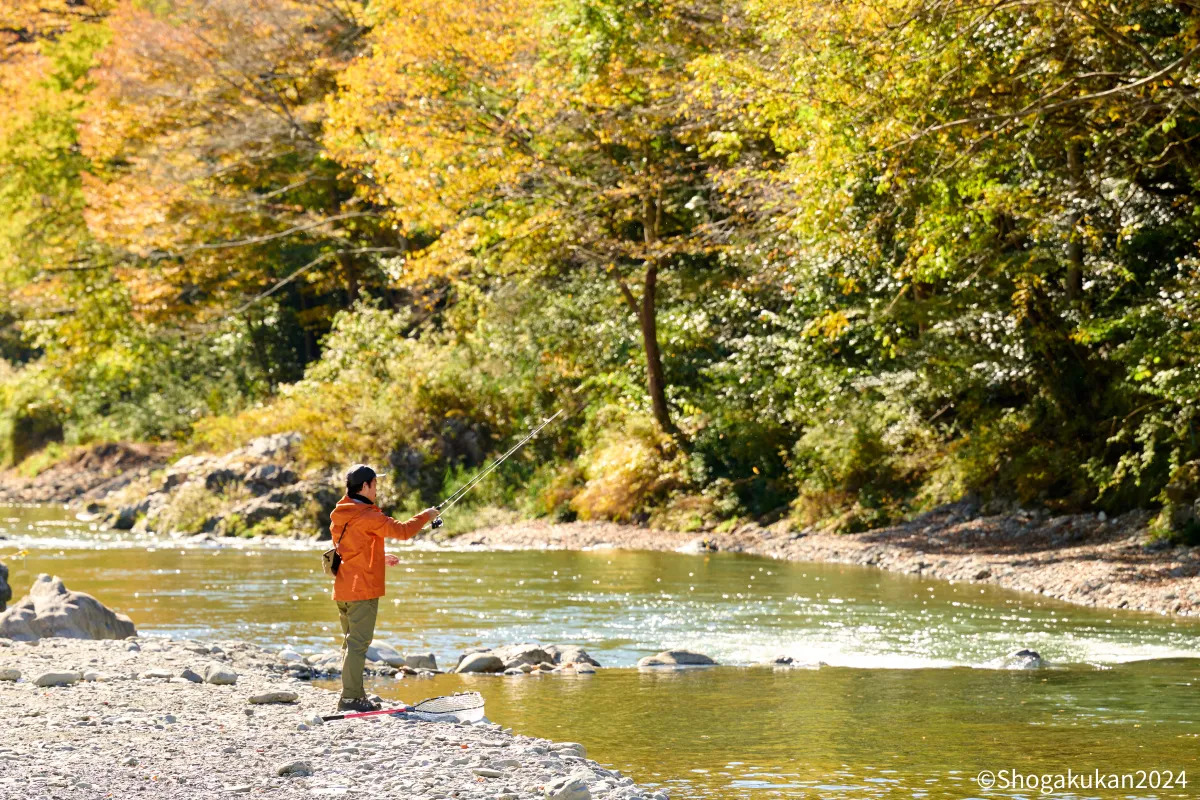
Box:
0;635;660;800
462;505;1200;618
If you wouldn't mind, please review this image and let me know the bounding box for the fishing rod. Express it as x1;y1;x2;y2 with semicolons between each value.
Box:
427;409;563;530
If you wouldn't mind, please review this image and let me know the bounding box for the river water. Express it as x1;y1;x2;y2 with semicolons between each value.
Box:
3;504;1199;798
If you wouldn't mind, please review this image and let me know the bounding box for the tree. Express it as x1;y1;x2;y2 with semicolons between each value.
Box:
327;0;743;438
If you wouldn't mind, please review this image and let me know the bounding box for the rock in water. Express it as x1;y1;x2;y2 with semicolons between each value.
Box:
204;663;238;685
33;671;82;687
0;574;136;641
545;772;591;800
492;644;556;670
455;652;506;674
404;652;437;671
546;645;601;667
248;690;298;704
1005;648;1044;669
365;640;407;667
636;649;717;667
0;561;10;611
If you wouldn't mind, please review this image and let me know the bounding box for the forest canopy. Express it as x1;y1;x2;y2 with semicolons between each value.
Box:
4;0;1200;538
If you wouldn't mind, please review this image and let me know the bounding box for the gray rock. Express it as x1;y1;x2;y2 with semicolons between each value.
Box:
33;671;82;687
546;645;601;667
139;668;173;679
493;644;556;670
180;668;203;683
0;574;137;641
0;667;19;681
111;505;139;530
472;768;504;778
636;649;716;668
1004;648;1044;669
83;670;111;682
365;641;406;667
248;690;298;704
404;652;437;671
204;663;238;685
455;652;506;674
247;432;302;458
545;772;591;800
276;759;313;777
551;742;587;758
204;468;241;492
574;663;597;674
231;498;291;527
245;464;298;495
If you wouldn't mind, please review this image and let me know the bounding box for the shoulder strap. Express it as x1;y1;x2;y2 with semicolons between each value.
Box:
333;521;350;553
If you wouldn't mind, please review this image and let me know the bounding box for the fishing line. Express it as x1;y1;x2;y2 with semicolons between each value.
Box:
427;409;563;529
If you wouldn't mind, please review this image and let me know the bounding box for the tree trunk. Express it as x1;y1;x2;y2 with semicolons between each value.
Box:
638;263;676;436
1066;140;1085;302
339;252;360;305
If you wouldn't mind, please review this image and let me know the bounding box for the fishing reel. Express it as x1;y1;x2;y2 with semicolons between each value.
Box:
430;517;443;529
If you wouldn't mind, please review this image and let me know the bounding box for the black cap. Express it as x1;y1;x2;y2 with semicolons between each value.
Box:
346;464;383;490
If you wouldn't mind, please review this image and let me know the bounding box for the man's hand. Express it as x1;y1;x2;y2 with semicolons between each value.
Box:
384;553;400;567
424;507;439;520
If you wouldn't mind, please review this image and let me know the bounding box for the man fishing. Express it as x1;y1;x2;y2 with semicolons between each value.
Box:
330;464;439;713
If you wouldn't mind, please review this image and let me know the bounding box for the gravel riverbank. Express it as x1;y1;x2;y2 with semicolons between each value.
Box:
460;504;1200;618
0;636;660;800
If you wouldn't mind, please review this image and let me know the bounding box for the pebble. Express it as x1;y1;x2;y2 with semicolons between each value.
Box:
82;670;111;682
472;767;504;778
276;759;313;777
204;663;238;685
33;671;81;687
248;690;299;704
180;668;204;683
139;668;173;679
0;668;19;681
122;757;138;766
552;742;587;758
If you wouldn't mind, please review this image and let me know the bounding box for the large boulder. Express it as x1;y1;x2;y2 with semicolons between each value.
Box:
0;574;136;641
0;561;10;612
636;649;716;668
244;464;298;496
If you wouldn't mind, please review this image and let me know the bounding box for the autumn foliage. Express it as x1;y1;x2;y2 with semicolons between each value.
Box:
3;0;1200;537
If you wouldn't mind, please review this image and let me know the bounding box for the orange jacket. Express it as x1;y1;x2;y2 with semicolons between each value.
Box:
329;497;434;602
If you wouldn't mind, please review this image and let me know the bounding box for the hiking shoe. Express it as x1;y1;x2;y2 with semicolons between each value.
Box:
337;696;381;713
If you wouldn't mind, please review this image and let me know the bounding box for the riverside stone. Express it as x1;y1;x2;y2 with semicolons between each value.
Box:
404;652;438;671
551;742;587;758
456;652;505;674
180;668;203;683
204;663;238;685
545;772;591;800
366;641;407;667
0;667;19;681
0;574;136;641
636;650;716;668
276;759;313;777
546;646;601;667
33;670;81;687
248;690;298;704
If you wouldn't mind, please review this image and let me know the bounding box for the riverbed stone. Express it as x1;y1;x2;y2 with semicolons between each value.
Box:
0;667;19;681
276;759;312;777
545;771;591;800
404;652;437;671
546;645;601;667
0;574;137;641
248;690;298;704
636;649;716;668
456;652;505;674
493;644;556;669
33;670;82;686
204;663;238;685
1004;648;1044;669
366;641;407;667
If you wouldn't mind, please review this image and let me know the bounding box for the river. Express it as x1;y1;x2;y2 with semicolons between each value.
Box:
3;504;1199;798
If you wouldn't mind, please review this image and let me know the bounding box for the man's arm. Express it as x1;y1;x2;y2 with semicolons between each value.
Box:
371;507;439;541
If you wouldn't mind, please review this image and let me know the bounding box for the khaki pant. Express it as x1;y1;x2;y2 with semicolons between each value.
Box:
336;598;378;700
